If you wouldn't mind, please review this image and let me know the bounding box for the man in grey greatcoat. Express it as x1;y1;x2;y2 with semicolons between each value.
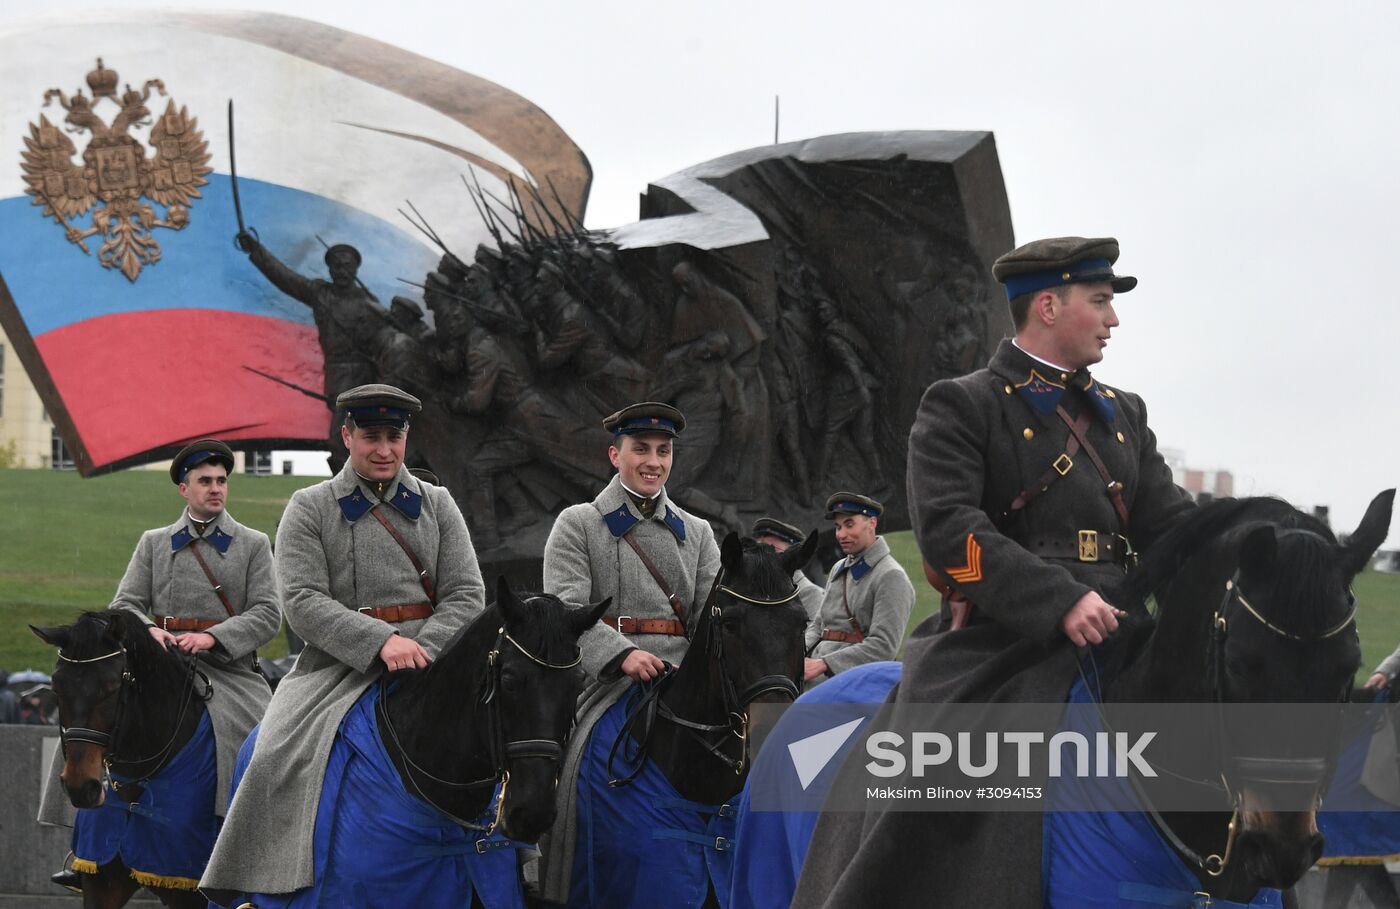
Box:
802;493;914;688
793;237;1196;908
39;439;281;888
536;401;722;903
200;384;485;905
751;517;825;625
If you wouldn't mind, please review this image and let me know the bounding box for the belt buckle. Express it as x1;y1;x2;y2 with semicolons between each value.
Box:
1053;453;1074;476
1078;530;1099;562
161;615;173;631
357;606;375;615
616;615;634;634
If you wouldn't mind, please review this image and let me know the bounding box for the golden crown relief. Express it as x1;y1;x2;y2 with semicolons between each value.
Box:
19;58;211;282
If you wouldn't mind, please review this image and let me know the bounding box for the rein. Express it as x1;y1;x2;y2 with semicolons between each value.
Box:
56;642;212;791
377;624;581;838
1085;568;1357;884
607;569;802;787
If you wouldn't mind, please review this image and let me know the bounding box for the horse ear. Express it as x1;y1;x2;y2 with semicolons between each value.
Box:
778;531;820;576
1340;489;1396;578
495;575;523;623
721;532;743;574
1239;525;1277;578
30;624;71;649
569;597;612;635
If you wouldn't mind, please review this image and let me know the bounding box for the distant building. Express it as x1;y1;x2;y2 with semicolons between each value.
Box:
1160;447;1234;501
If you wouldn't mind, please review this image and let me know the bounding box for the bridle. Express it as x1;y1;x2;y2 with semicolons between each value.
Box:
55;641;211;792
377;624;582;842
1109;570;1359;881
608;568;803;787
1187;572;1357;876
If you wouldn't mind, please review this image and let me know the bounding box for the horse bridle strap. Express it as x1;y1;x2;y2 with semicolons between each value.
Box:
377;625;575;833
1221;578;1357;642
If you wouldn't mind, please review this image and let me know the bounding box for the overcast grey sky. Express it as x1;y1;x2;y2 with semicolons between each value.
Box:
7;0;1399;541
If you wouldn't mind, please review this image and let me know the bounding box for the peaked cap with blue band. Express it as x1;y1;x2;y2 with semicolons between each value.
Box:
336;383;422;430
992;236;1137;300
824;492;884;520
752;517;807;546
169;439;234;484
603;401;686;438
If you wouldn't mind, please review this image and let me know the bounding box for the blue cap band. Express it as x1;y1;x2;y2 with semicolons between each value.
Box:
613;416;678;436
178;450;218;481
347;405;411;426
830;501;878;518
1002;258;1113;300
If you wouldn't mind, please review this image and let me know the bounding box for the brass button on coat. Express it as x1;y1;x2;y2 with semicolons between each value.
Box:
1023;428;1034;440
1116;432;1126;443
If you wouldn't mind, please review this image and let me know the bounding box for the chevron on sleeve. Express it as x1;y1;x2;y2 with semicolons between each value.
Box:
945;533;984;584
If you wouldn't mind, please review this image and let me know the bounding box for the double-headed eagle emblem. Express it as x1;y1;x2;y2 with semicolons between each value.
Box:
20;58;211;282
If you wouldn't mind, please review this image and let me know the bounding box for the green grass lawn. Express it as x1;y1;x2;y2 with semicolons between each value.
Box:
0;468;320;671
5;467;1400;685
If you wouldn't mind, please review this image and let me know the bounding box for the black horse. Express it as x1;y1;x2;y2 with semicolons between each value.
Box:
572;531;817;908
32;610;213;909
224;578;610;908
377;578;610;845
1088;490;1396;904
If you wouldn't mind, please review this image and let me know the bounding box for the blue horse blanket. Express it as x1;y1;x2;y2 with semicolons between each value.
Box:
72;710;218;890
229;684;526;909
1317;689;1400;862
568;683;737;909
727;661;903;909
1043;674;1282;908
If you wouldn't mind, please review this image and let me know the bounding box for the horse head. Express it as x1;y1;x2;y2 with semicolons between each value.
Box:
31;611;143;808
1213;489;1393;889
647;531;815;805
491;578;609;842
1124;489;1394;895
707;531;819;713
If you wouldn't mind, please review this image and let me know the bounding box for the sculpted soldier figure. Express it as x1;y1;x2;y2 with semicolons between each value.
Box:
794;237;1196;909
802;493;914;686
40;440;280;891
235;234;383;470
751;517;825;624
536;402;722;902
200;384;486;905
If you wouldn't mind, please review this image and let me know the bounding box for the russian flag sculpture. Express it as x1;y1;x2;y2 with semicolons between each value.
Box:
0;12;589;473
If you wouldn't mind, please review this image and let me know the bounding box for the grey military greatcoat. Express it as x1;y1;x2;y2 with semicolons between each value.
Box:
200;464;484;902
805;536;914;679
536;474;721;902
37;510;279;826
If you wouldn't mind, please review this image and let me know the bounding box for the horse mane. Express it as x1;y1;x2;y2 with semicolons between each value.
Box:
1122;496;1334;614
731;537;796;598
515;592;585;663
428;592;581;673
67;609;186;684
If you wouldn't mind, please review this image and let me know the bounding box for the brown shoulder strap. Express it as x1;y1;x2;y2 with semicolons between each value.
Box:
840;574;867;641
621;530;690;640
369;506;438;606
999;410;1092;525
188;545;237;618
1053;405;1131;533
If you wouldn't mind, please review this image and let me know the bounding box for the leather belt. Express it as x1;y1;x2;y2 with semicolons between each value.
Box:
821;629;865;644
357;603;434;623
155;615;220;632
1023;531;1129;565
604;615;688;636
